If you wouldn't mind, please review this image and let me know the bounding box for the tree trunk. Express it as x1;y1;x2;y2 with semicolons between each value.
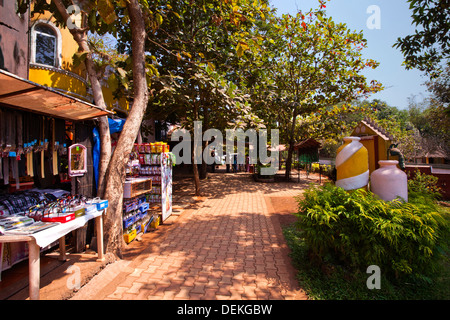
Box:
284;109;299;181
199;104;209;180
103;0;148;257
192;102;201;195
200;140;209;180
192;146;201;196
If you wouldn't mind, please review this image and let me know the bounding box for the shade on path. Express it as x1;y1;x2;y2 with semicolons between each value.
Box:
72;172;314;300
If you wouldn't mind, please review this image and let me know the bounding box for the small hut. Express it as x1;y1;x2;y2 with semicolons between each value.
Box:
293;138;321;167
351;119;397;173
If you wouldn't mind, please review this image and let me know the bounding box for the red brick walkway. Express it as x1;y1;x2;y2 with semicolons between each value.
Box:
72;172;313;300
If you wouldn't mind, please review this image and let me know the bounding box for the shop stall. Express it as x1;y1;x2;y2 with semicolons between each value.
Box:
0;69;111;299
122;142;173;244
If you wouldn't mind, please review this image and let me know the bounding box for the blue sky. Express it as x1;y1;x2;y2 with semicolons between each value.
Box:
269;0;430;110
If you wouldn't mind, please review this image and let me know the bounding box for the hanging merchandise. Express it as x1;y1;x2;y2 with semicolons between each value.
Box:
0;107;71;193
68;143;87;177
121;142;173;244
92;118;125;188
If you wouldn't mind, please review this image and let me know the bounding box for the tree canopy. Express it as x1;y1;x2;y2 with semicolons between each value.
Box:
394;0;450;78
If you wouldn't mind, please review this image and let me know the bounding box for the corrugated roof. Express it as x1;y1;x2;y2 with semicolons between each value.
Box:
358;118;394;141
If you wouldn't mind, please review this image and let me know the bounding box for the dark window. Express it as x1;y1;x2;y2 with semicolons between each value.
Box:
35;24;56;66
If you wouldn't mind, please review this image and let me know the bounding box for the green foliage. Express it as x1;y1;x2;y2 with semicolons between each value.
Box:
283;220;450;299
408;169;443;200
393;0;449;78
295;184;448;281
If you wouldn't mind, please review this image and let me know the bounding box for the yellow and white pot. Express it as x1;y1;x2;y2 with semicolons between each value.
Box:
335;137;369;191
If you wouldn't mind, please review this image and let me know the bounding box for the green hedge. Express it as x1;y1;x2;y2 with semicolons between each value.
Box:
295;183;448;280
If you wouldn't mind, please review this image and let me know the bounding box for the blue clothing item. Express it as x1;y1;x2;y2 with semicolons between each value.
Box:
93;118;125;189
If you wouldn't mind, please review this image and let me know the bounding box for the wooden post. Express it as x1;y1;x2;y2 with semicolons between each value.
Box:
74;224;87;253
59;236;66;261
28;238;40;300
95;213;104;261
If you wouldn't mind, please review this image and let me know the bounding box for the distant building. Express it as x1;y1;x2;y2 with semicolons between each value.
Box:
413;150;449;165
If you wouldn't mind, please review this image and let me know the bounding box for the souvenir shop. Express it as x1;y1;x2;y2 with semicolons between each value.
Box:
122;142;174;244
0;70;109;299
93;117;175;244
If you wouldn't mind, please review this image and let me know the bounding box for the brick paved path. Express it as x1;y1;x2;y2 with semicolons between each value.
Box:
72;172;311;300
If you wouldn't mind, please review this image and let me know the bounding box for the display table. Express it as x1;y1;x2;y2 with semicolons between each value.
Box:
0;210;104;300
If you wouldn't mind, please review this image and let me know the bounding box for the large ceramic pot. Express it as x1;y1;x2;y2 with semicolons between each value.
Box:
370;160;408;202
335;137;369;191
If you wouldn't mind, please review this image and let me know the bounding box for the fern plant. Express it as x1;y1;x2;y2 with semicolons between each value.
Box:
296;183;447;280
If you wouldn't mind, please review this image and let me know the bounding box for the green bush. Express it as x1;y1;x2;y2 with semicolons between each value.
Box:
408;169;442;200
296;183;447;280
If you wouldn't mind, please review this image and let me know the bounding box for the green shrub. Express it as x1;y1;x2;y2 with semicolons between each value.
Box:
408;169;442;200
295;184;447;280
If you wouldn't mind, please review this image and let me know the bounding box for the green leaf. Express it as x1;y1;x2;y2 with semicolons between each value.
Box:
98;0;117;25
107;73;118;92
155;13;163;26
117;67;127;78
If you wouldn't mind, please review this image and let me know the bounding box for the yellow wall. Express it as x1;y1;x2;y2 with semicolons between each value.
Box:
29;7;128;112
102;86;129;112
29;67;88;101
360;139;376;173
30;8;84;77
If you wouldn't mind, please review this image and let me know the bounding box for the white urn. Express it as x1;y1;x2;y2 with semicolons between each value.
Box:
370;160;408;202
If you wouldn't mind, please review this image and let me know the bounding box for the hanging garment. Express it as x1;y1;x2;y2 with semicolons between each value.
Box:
27;152;34;177
16;112;23;154
40;116;45;179
51;119;58;175
10;111;16;151
0;109;3;180
23;112;33;177
0;108;4;152
3;156;9;185
4;110;12;153
11;157;19;190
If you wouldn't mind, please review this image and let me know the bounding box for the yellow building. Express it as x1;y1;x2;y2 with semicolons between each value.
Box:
351;119;399;173
28;9;128;112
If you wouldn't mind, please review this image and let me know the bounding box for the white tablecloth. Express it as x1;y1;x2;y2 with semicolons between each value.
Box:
30;210;104;248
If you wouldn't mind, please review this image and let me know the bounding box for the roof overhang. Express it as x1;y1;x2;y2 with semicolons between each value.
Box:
0;69;112;121
293;138;321;150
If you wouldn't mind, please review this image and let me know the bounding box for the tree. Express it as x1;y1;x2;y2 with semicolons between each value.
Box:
407;95;450;159
29;0;113;197
394;0;450;78
368;99;423;162
26;0;156;257
425;64;450;114
255;2;382;180
142;0;269;195
102;0;149;256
